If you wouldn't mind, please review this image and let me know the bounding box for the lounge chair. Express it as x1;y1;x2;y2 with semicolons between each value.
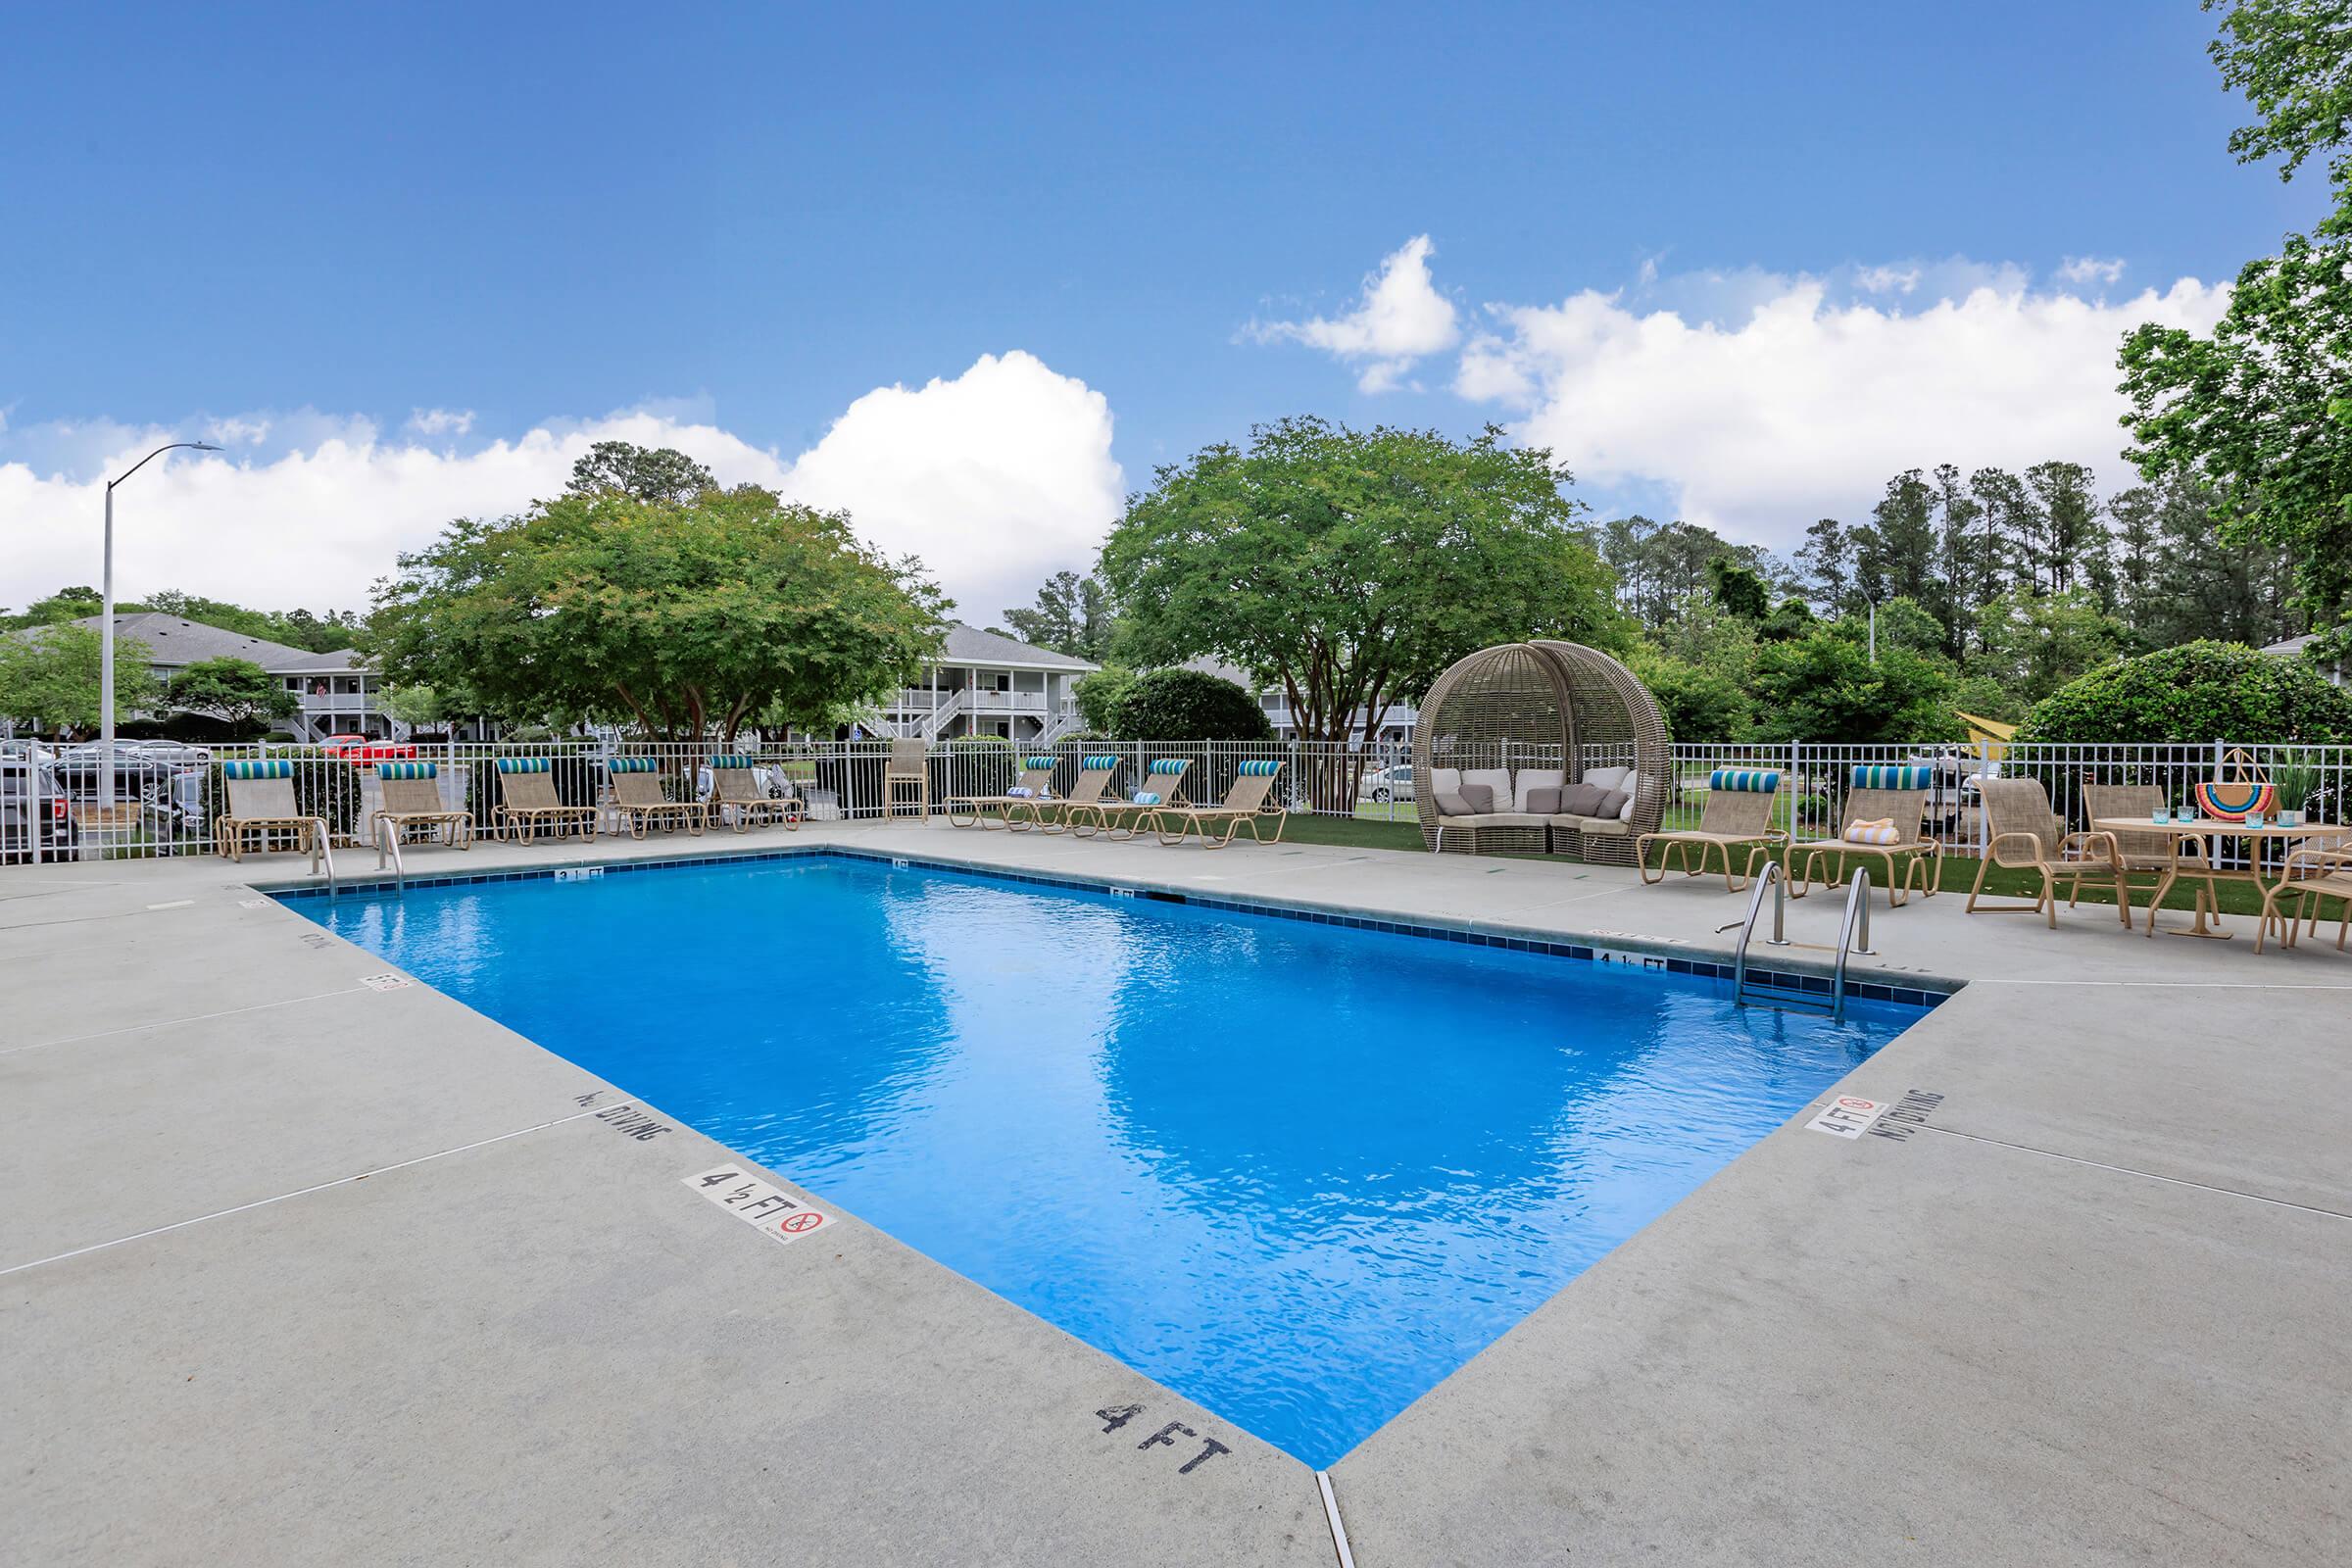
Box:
1015;754;1120;833
883;738;930;818
213;759;331;873
373;760;473;864
1788;764;1940;906
947;755;1058;829
1151;760;1288;848
606;758;705;839
707;754;803;833
2258;845;2352;954
1964;777;2128;928
1076;758;1192;840
491;757;599;844
1634;768;1785;892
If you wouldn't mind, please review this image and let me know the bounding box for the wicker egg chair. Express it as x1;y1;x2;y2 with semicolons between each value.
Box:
1413;640;1670;864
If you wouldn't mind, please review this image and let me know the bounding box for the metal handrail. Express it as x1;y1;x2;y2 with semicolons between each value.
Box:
309;815;338;894
1830;867;1876;1022
1729;860;1783;1000
376;815;406;892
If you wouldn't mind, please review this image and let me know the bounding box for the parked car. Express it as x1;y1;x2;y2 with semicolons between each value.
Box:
320;734;418;764
0;752;78;864
51;741;212;797
1362;763;1416;804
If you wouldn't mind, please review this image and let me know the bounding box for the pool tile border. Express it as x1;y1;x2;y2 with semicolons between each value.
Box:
270;843;1950;1011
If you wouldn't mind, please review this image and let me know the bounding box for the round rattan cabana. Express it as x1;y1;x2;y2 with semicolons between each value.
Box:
1412;640;1670;863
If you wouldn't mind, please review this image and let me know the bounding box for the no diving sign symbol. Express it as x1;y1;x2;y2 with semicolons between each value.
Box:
1804;1095;1885;1140
685;1166;833;1247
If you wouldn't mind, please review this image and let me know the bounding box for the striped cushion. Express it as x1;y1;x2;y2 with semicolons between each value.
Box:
1843;818;1903;846
1236;760;1281;776
2193;780;2276;822
222;760;293;780
1147;759;1187;774
495;757;551;774
709;754;759;769
1023;756;1054;770
607;758;662;774
1006;787;1036;799
1081;755;1119;770
1709;768;1780;793
1850;764;1934;791
1132;791;1162;807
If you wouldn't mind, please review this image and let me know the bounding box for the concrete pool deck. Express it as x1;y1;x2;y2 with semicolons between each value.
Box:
4;820;2346;1565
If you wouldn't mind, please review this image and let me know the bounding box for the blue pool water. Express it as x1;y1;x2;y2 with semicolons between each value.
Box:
301;854;1920;1467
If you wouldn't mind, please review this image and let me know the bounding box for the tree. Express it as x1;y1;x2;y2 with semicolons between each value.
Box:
372;486;947;744
1969;589;2131;707
1794;518;1852;613
1747;624;1962;744
1106;667;1274;742
565;440;716;505
2120;4;2352;656
375;682;449;732
0;625;161;734
1000;569;1117;661
1627;647;1754;743
1868;596;1947;658
166;658;298;733
1071;665;1137;735
1704;554;1770;621
2;586;103;629
1101;416;1622;787
2016;639;2352;744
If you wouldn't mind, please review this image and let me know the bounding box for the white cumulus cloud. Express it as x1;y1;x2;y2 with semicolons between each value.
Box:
2057;255;2128;286
0;351;1121;628
1249;234;1460;392
1454;270;2230;552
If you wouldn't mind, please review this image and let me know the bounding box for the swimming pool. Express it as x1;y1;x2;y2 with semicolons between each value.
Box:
300;853;1923;1468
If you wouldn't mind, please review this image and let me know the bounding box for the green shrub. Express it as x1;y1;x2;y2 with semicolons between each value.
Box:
1108;668;1273;742
2016;640;2352;744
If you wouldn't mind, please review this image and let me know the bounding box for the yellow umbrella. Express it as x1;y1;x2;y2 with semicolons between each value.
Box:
1955;710;2015;760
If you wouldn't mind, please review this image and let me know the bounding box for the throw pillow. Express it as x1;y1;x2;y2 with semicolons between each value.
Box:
1523;785;1563;814
1558;781;1608;816
1457;782;1496;813
1594;787;1631;820
1434;790;1476;816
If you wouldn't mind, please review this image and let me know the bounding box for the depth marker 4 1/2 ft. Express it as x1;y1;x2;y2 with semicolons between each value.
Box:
685;1165;833;1246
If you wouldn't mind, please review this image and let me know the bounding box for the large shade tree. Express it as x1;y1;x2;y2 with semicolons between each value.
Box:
371;486;947;743
1099;416;1622;805
0;624;160;734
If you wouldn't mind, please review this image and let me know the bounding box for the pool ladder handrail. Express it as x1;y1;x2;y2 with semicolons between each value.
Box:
1731;863;1873;1022
375;814;404;893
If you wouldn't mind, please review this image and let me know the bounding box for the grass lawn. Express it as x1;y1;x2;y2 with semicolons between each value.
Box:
1283;808;2296;920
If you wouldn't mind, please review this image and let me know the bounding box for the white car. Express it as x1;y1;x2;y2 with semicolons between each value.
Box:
1362;763;1415;803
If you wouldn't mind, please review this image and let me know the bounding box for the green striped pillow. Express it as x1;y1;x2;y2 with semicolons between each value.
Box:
495;757;551;774
607;758;662;773
1709;768;1780;793
1850;764;1934;791
1147;759;1187;774
376;761;437;780
1023;756;1055;769
709;754;759;769
222;760;293;780
1080;755;1119;770
1236;760;1281;776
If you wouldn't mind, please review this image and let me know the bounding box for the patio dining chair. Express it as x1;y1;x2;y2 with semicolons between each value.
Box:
2257;845;2352;955
1964;777;2129;929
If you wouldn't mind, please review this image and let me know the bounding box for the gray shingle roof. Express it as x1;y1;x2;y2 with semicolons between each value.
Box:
945;622;1097;671
63;613;367;673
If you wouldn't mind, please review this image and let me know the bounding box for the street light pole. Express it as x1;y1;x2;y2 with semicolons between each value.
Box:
99;441;220;818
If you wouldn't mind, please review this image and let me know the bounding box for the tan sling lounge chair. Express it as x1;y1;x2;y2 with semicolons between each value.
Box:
707;754;803;833
606;758;706;839
373;761;473;865
1151;760;1288;848
1635;767;1785;892
214;759;331;873
1014;754;1121;832
1965;777;2128;927
1076;758;1192;840
883;738;930;818
492;758;598;844
1788;764;1940;906
948;755;1058;828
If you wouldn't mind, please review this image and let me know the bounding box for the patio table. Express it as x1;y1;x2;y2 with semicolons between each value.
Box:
2090;816;2352;941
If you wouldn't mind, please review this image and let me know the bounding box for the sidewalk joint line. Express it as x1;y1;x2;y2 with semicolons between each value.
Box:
0;1106;607;1278
1919;1123;2352;1221
0;986;379;1057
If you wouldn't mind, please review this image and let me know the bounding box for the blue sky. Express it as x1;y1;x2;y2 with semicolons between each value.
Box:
0;2;2304;616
